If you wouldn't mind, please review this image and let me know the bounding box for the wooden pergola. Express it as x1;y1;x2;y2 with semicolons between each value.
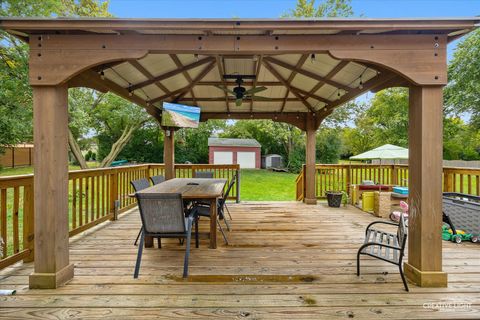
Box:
0;17;478;290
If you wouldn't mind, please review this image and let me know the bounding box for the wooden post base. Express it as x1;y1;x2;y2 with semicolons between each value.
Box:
304;198;317;205
29;263;74;289
404;262;448;287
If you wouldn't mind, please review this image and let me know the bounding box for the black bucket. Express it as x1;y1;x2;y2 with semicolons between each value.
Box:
326;191;343;208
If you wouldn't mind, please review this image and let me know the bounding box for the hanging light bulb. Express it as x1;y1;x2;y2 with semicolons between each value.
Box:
128;84;133;97
99;70;105;80
337;90;341;98
310;53;316;64
252;55;258;62
194;54;199;62
358;76;364;90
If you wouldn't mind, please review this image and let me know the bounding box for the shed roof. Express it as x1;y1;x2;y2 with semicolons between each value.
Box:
208;138;261;148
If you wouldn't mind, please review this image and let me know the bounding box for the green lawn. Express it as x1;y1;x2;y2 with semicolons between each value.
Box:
0;163;98;176
239;169;298;201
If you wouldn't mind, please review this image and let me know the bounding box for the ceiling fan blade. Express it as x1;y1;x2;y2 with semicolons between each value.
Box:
250;95;271;101
235;98;243;106
214;85;236;95
244;86;267;95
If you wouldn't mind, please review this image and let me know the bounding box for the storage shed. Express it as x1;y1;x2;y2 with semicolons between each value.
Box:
208;138;261;169
262;154;283;169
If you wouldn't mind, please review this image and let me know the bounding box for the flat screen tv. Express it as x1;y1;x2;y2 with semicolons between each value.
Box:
161;102;201;128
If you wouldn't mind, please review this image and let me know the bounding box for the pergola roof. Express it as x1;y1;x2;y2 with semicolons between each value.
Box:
1;17;479;119
208;138;261;148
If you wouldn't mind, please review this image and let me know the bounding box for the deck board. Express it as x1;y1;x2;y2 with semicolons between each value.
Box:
1;202;479;319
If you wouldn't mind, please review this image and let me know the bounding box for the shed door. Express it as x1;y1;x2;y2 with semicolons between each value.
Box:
237;151;256;168
213;151;233;165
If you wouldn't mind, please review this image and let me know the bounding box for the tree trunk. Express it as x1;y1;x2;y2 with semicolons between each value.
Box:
99;124;139;168
68;128;88;169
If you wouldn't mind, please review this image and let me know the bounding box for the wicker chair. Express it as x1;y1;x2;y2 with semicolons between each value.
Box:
193;171;214;178
150;175;165;185
134;193;198;278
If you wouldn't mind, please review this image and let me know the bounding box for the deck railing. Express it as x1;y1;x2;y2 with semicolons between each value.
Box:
296;164;480;200
0;163;240;269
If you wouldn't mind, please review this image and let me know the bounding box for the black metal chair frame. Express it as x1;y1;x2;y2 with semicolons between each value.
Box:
130;178;151;246
357;215;409;291
193;171;214;178
134;193;199;279
150;175;165;185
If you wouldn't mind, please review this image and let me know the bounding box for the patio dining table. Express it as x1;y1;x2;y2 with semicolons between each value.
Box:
137;178;227;249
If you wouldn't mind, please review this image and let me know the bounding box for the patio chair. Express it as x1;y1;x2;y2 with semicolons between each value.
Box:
193;171;214;178
191;173;237;244
357;213;409;291
134;193;198;278
150;175;165;185
130;178;151;246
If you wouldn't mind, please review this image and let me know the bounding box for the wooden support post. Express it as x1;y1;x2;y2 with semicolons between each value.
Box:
304;117;317;205
163;129;175;180
29;85;74;289
391;165;398;185
404;85;447;287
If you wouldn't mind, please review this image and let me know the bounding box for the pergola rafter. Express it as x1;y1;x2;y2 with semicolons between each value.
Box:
262;59;316;113
129;56;215;91
169;54;197;105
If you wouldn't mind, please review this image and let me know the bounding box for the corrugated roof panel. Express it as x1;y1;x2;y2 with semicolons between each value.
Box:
198;101;226;112
111;63;148;85
301;54;340;77
141;83;164;99
138;54;176;78
315;83;338;100
275;54;303;65
257;65;278;82
162;74;190;91
283;102;309;112
331;62;368;87
104;69;129;88
291;73;317;92
200;65;221;82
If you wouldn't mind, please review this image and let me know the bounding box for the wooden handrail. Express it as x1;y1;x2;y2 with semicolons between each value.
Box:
0;163;240;269
295;163;480;200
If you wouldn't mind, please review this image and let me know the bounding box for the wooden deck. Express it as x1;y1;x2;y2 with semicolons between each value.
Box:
0;202;479;319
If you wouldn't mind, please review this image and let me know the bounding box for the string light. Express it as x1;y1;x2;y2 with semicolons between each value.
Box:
194;54;199;62
128;83;133;96
310;53;316;63
99;70;105;80
358;75;364;90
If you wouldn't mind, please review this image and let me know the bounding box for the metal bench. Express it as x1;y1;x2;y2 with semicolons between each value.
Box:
357;213;409;291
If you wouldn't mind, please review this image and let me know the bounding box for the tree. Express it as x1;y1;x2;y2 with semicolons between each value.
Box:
445;29;480;117
284;0;354;18
94;93;151;167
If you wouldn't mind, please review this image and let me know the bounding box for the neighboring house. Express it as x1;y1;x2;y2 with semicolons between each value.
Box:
208;138;261;169
0;143;34;168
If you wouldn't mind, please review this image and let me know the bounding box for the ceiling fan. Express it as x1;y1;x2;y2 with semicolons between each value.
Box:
215;75;269;106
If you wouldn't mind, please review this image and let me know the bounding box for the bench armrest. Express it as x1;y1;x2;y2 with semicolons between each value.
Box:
365;221;398;236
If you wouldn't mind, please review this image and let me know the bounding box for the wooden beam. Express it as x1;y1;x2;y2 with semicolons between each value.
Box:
128;59;171;97
151;61;216;104
250;54;263;112
323;70;397;113
29;84;74;289
304;116;317;205
169;54;197;105
198;81;282;86
262;60;315;113
178;97;300;102
201;112;307;131
264;56;351;91
163;129;175;180
404;85;447;287
280;54;308;112
215;55;229;112
130;56;215;91
79;70;161;122
307;60;349;99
